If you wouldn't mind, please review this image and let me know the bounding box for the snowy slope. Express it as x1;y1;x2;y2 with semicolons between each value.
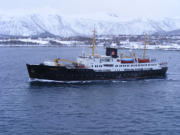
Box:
0;14;180;37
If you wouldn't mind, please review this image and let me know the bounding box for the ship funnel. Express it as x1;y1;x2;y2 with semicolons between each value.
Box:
106;47;118;58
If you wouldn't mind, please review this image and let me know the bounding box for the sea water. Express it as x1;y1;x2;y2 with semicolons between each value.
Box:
0;47;180;135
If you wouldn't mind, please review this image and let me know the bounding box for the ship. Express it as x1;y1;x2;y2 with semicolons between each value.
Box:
26;29;168;82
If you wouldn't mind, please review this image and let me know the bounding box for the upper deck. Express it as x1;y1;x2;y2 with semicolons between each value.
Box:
77;55;167;72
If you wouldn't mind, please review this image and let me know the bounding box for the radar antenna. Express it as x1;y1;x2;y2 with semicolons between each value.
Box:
143;33;148;59
90;27;96;56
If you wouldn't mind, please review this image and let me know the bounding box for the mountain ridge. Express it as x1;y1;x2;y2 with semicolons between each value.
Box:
0;14;180;37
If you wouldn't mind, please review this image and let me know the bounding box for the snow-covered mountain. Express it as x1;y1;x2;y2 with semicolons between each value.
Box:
0;14;180;37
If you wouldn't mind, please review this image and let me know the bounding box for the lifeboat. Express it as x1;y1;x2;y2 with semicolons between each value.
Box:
138;58;150;63
121;58;134;63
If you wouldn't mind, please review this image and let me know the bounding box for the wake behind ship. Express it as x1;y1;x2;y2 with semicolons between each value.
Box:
26;30;168;82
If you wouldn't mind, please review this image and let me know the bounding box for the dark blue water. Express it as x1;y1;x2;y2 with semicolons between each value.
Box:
0;47;180;135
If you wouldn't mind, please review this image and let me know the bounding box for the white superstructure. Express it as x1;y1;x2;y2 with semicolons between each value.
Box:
77;55;167;72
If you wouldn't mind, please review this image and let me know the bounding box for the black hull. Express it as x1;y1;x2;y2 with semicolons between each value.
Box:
26;64;168;81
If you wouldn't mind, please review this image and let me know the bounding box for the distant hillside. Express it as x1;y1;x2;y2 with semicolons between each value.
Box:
154;29;180;36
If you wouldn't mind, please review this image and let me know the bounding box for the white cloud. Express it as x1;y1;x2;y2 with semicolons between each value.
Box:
0;0;179;19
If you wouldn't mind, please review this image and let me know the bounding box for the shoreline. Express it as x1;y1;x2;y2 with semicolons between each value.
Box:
0;44;180;51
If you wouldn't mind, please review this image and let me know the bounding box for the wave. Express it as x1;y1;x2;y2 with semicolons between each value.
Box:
29;77;168;84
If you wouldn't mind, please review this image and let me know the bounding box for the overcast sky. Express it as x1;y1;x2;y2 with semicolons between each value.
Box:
0;0;179;19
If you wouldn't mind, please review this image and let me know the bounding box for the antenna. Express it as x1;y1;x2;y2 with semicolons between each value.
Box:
91;26;96;56
143;33;148;59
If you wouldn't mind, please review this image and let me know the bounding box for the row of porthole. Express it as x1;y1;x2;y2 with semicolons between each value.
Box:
92;65;103;68
93;65;132;68
92;64;157;68
93;65;128;68
115;65;129;67
131;64;157;67
115;69;123;71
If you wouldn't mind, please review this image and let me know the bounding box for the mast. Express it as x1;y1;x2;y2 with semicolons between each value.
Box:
143;33;148;59
91;27;96;56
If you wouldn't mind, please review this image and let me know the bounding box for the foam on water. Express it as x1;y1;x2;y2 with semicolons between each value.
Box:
29;77;168;84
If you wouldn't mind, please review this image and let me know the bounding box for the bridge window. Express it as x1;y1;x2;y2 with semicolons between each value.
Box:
104;64;114;67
